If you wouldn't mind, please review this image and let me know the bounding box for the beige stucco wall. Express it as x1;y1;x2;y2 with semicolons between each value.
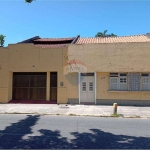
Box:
0;47;9;103
1;41;150;103
0;44;78;103
68;42;150;102
68;43;150;72
97;72;150;101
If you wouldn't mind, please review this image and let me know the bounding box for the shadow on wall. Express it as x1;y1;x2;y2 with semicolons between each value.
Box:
65;73;78;86
0;115;150;149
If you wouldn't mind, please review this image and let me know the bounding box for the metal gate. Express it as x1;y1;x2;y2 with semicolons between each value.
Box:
13;72;46;100
50;72;57;101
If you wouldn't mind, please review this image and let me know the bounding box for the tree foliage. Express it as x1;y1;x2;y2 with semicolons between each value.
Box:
25;0;34;3
0;35;6;47
95;30;117;37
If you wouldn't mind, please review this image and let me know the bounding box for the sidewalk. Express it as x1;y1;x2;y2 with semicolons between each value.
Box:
0;104;150;118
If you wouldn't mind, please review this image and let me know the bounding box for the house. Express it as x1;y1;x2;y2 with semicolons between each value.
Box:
0;35;79;104
67;34;150;106
1;34;150;106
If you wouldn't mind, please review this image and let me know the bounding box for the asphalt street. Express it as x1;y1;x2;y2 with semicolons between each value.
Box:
0;114;150;149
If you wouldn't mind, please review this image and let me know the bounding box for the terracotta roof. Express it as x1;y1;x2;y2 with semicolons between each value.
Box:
18;36;80;48
18;36;40;43
33;37;80;48
34;37;75;42
34;44;68;48
76;35;150;44
17;36;79;48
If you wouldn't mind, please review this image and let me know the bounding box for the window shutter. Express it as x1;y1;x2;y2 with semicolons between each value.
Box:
110;77;118;90
141;77;149;91
119;76;127;91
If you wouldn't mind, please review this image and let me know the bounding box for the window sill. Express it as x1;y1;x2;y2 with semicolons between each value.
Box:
108;90;129;93
108;90;150;92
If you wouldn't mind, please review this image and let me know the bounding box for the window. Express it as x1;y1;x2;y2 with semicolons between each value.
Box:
89;82;93;91
141;74;150;91
109;73;127;91
82;82;86;91
109;72;150;91
119;74;127;90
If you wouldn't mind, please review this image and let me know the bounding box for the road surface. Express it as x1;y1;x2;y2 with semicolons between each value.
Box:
0;114;150;149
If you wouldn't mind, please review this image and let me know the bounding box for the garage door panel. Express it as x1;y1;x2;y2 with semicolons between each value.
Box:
36;88;46;100
50;87;57;100
30;75;46;87
30;88;46;100
50;75;57;87
13;72;46;100
13;75;29;87
13;88;29;100
50;72;57;101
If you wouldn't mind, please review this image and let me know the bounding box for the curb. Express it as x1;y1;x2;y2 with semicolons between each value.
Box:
0;112;150;119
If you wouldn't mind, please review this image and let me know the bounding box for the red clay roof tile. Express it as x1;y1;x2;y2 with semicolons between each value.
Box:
34;44;68;48
34;37;75;42
76;35;150;44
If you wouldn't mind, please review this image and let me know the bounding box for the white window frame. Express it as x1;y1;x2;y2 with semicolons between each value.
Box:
109;73;127;91
109;76;118;90
109;72;150;91
89;81;94;92
119;74;128;91
82;82;87;92
141;73;150;91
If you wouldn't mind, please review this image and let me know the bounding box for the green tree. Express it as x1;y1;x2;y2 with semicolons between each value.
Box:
25;0;34;3
0;35;6;47
95;30;117;37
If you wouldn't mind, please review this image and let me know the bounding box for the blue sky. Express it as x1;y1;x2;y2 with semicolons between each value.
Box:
1;0;150;46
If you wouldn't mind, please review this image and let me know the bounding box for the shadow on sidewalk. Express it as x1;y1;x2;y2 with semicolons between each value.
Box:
0;115;150;149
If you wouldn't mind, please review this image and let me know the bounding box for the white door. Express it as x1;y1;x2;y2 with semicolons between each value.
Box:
80;73;95;103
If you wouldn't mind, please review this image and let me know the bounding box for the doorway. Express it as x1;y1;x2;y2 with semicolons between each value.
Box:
80;73;95;104
50;72;57;101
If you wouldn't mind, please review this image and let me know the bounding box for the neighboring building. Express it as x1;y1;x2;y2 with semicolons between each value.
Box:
1;34;150;106
0;35;79;104
68;34;150;106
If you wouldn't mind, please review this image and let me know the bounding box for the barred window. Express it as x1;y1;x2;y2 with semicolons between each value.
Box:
109;73;150;91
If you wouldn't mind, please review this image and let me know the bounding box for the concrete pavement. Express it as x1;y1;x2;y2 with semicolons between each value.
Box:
0;104;150;118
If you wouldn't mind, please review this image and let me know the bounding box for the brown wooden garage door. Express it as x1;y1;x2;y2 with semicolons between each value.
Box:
13;72;46;100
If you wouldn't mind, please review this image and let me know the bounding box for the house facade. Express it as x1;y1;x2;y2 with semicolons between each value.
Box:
0;36;79;104
67;34;150;106
1;34;150;105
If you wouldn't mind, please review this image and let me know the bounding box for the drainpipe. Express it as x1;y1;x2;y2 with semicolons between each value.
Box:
94;72;97;105
78;72;81;104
